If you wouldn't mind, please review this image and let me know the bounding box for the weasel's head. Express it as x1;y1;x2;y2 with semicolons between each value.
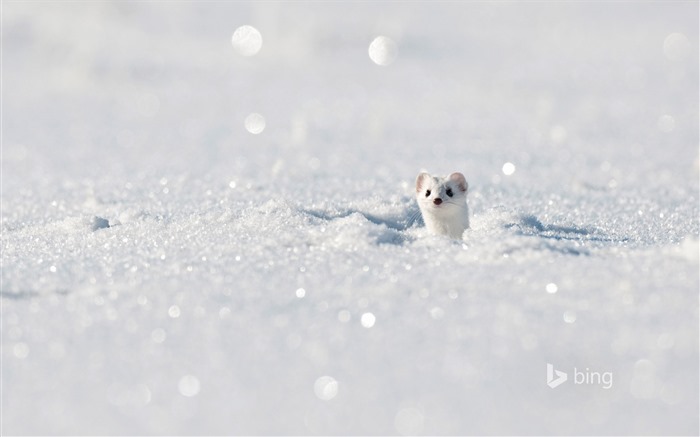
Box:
415;171;468;214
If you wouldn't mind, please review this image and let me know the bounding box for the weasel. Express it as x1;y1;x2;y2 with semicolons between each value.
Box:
415;171;469;239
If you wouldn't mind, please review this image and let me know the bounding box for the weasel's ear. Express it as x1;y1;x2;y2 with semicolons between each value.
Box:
448;172;468;193
416;172;431;193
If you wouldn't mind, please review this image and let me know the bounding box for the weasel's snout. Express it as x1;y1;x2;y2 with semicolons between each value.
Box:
433;198;442;205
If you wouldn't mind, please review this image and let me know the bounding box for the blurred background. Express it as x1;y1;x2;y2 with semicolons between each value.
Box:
3;2;697;189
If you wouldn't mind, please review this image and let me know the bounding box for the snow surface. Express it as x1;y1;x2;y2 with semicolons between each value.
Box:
2;2;699;435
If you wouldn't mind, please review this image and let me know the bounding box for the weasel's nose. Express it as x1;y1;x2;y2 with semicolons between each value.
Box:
433;198;442;205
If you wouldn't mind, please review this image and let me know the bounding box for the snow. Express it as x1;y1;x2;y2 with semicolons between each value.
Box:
2;2;698;435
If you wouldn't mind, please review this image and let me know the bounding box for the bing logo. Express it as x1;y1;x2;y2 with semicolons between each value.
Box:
546;363;613;389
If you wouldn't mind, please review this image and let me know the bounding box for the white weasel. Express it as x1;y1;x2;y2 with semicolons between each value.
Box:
415;171;469;239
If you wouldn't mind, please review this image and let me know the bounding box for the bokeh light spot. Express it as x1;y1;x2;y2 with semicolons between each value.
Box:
178;375;201;397
502;162;516;176
369;36;398;66
563;311;577;323
314;376;338;401
430;306;445;320
361;312;376;328
245;113;266;134
168;305;181;318
663;33;691;61
231;25;263;56
219;307;231;319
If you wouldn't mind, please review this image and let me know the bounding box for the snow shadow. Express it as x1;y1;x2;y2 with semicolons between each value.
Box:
1;288;68;300
501;214;629;256
510;215;594;240
512;214;628;243
301;203;421;246
303;203;420;232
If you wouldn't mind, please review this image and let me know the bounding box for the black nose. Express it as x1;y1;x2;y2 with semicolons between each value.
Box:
433;198;442;205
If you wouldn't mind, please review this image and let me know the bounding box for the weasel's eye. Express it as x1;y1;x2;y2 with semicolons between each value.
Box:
446;188;453;197
425;189;431;197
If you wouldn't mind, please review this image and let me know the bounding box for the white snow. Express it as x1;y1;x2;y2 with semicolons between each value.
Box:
2;2;698;435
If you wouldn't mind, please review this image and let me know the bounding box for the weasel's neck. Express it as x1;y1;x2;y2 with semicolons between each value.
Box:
423;206;469;239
